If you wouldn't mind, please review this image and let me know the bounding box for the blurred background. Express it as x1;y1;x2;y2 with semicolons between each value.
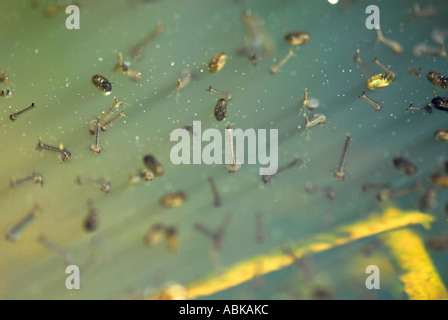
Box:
0;0;447;300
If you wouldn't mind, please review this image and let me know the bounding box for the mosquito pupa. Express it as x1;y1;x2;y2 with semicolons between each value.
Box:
165;227;179;253
284;31;310;46
334;134;351;181
431;173;448;189
160;191;186;207
129;169;154;184
393;157;417;176
204;52;228;73
92;74;112;95
434;128;448;141
145;224;165;246
84;199;100;233
143;154;164;177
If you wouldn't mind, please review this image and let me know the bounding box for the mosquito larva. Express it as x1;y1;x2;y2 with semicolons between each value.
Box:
207;85;232;100
269;48;294;74
101;110;126;132
359;91;382;111
376;27;403;55
194;214;232;251
408;67;422;80
6;205;42;242
334;134;351;181
113;53;142;81
362;183;390;192
207;176;222;207
131;22;164;60
406;103;433;114
305;183;335;201
76;174;111;194
10;103;36;121
255;213;264;244
90;125;102;154
373;57;396;79
303;113;327;131
412;3;436;18
413;42;447;59
353;49;373;78
262;157;302;184
89;97;126;134
36;137;71;162
10;173;44;187
376;180;423;202
171;69;193;96
38;235;74;266
225;123;241;173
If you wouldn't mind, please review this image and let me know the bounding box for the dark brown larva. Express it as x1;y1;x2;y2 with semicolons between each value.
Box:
143;154;164;177
427;71;448;89
214;98;227;122
392;157;417;176
92;74;112;95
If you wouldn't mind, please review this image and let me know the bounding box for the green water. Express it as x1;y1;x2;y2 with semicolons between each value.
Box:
0;0;447;299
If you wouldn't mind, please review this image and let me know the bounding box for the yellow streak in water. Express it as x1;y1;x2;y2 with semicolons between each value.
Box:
381;229;448;300
186;208;434;299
